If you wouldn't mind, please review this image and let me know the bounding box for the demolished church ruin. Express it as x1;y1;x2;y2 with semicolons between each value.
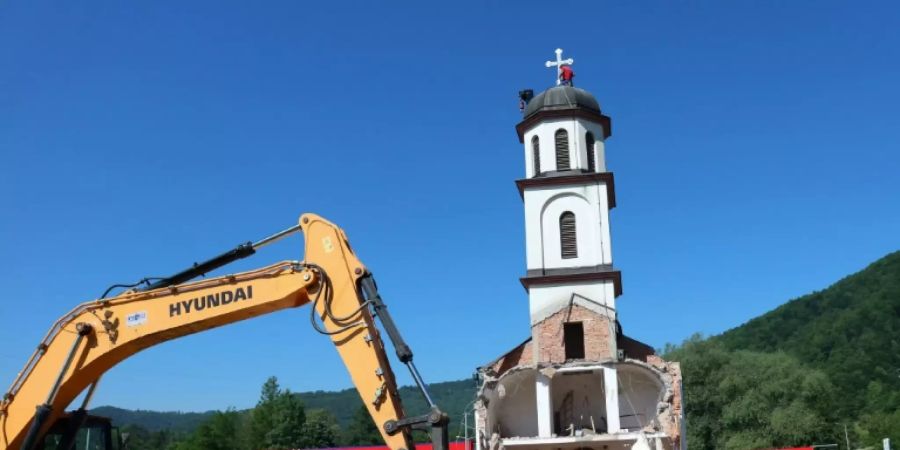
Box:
474;50;685;450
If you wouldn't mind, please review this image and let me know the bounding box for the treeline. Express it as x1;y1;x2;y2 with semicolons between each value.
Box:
123;377;386;450
92;407;215;433
297;379;475;429
666;336;900;450
99;379;476;435
665;251;900;450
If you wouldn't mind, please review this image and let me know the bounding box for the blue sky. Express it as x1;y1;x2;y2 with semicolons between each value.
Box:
1;1;898;413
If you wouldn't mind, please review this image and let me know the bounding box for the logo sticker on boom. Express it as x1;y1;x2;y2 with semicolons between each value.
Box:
126;311;148;327
168;285;254;317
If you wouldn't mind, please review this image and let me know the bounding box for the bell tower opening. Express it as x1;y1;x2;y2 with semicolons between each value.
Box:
555;129;570;170
586;131;596;172
563;322;585;360
559;211;578;259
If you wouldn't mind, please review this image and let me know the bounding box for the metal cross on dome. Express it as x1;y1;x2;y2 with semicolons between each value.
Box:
545;48;574;86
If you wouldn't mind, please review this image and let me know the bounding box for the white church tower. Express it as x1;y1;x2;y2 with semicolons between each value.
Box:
475;50;685;450
517;50;620;343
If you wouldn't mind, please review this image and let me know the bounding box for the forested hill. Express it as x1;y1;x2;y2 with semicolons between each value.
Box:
715;250;900;415
91;379;476;432
296;378;476;427
90;407;216;433
666;250;900;449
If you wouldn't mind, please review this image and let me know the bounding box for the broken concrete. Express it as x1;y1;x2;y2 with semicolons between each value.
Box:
476;336;683;450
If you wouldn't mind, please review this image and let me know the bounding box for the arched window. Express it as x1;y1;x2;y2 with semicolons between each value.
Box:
585;132;596;172
531;136;541;177
560;211;577;259
555;129;569;170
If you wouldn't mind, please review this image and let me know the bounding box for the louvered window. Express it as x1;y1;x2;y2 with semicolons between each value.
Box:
560;212;577;259
555;129;569;170
531;136;541;177
586;132;596;172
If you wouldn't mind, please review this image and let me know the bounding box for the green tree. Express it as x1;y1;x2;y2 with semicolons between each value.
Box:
664;334;730;449
341;405;382;446
202;410;242;450
856;409;900;448
265;392;307;449
666;336;840;450
246;376;310;449
174;410;243;450
715;251;900;418
302;409;340;448
247;377;281;449
119;424;186;450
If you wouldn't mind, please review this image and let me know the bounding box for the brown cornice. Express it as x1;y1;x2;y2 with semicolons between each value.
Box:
515;172;616;209
516;108;612;143
520;268;622;297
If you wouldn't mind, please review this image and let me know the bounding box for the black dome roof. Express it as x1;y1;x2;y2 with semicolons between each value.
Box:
523;86;601;118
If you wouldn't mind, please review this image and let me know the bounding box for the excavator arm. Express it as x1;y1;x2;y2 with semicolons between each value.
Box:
0;213;445;450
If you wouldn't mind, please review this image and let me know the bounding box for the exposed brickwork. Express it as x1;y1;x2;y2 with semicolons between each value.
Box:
484;339;534;377
647;355;684;448
531;303;614;364
669;362;684;449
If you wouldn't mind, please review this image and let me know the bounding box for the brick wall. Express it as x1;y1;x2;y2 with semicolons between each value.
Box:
531;303;614;363
484;340;533;377
647;355;684;447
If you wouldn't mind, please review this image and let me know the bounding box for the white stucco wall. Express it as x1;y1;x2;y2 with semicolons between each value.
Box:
536;372;553;437
522;119;608;178
617;364;665;432
523;184;613;271
487;370;540;438
529;281;616;325
595;138;607;172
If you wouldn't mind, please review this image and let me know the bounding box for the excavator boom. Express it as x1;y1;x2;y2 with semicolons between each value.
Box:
0;214;444;450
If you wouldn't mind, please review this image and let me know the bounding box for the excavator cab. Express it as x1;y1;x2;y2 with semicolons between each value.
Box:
37;413;127;450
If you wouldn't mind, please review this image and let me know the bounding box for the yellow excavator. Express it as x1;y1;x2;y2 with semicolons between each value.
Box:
0;214;449;450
